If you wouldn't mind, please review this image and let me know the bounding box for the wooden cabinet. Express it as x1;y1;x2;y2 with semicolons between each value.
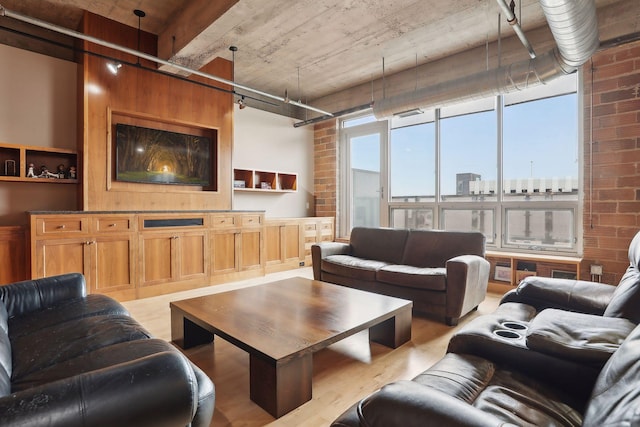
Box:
139;214;209;288
233;168;297;193
31;214;135;295
264;217;335;272
265;220;302;272
211;213;264;279
0;226;28;284
486;250;582;288
29;212;332;301
0;142;78;183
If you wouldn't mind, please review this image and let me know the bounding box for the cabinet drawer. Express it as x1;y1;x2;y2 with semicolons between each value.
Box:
212;215;236;227
94;217;133;232
36;218;86;235
303;223;317;231
241;215;262;226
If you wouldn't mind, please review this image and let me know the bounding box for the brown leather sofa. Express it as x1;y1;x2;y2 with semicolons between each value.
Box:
312;227;490;325
0;273;214;427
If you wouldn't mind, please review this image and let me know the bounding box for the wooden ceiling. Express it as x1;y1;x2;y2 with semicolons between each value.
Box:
0;0;637;117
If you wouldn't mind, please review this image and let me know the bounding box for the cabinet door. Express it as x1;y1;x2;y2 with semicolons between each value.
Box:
211;229;238;275
140;234;175;286
265;224;282;266
92;235;136;293
178;231;208;279
35;238;89;278
240;229;263;271
282;224;301;262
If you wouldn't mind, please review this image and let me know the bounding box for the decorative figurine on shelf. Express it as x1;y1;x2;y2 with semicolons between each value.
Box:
26;163;36;178
68;165;77;179
39;165;58;178
57;164;66;179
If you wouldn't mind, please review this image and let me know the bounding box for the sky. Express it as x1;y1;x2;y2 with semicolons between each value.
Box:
351;93;578;197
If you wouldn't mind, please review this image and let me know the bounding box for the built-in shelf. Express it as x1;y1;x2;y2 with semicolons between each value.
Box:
486;250;582;287
233;168;297;193
0;142;78;184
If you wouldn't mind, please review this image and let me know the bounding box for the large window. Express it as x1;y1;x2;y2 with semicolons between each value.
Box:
342;73;580;254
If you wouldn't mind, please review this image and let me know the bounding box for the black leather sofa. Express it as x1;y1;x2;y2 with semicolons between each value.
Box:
312;227;490;325
0;273;214;427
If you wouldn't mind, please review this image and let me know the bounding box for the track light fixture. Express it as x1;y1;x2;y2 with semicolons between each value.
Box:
107;61;122;74
238;96;246;109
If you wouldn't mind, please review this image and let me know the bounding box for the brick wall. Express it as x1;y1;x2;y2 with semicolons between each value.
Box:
583;39;640;284
313;119;339;221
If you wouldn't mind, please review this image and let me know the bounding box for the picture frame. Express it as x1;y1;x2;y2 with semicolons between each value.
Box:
494;265;511;282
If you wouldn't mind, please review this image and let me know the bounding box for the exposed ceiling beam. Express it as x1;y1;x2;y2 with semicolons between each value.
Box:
157;0;238;63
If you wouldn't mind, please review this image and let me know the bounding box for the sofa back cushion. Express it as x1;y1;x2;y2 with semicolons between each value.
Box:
402;230;485;268
349;227;408;264
604;231;640;323
583;323;640;426
0;300;11;396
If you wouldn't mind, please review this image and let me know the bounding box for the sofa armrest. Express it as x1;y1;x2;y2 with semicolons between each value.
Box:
445;255;490;325
0;351;199;427
311;242;351;280
0;273;87;318
526;309;635;368
500;276;615;315
357;381;510;427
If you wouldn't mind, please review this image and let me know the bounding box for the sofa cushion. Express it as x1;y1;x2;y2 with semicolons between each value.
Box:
377;265;447;291
402;230;485;268
322;255;389;282
349;227;408;264
526;309;635;366
8;294;129;339
12;339;178;392
11;314;151;380
413;353;583;426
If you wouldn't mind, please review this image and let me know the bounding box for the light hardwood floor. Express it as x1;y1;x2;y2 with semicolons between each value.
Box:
123;268;502;427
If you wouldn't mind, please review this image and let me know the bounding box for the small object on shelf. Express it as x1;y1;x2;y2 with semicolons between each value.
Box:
26;163;36;178
4;159;16;176
494;263;511;282
68;165;77;179
233;180;245;188
56;163;66;178
260;181;271;190
39;165;59;179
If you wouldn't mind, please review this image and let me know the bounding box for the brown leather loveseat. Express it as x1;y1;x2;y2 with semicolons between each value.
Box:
312;227;490;325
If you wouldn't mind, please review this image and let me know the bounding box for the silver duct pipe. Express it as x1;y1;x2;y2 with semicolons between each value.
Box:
373;0;599;119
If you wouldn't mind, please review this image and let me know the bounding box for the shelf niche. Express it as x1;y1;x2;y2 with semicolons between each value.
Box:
0;142;78;183
233;168;297;193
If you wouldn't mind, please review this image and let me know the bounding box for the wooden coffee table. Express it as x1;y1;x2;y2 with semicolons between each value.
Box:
170;277;412;418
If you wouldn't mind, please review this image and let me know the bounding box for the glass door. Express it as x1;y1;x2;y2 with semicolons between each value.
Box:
341;120;388;234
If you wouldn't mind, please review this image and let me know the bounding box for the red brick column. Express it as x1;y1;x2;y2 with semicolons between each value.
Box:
313;119;338;223
582;40;640;283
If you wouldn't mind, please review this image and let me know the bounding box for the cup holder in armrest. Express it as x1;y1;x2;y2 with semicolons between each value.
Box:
493;329;522;340
500;321;528;331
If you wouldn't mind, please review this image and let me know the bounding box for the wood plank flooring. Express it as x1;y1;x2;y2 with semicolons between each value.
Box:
122;268;502;427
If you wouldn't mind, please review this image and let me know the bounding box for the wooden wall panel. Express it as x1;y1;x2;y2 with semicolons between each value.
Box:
80;12;233;211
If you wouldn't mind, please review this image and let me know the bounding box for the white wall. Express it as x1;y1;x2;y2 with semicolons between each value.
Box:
233;105;314;218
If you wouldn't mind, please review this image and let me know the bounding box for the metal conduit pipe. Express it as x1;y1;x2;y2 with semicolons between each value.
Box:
373;0;599;119
495;0;537;58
